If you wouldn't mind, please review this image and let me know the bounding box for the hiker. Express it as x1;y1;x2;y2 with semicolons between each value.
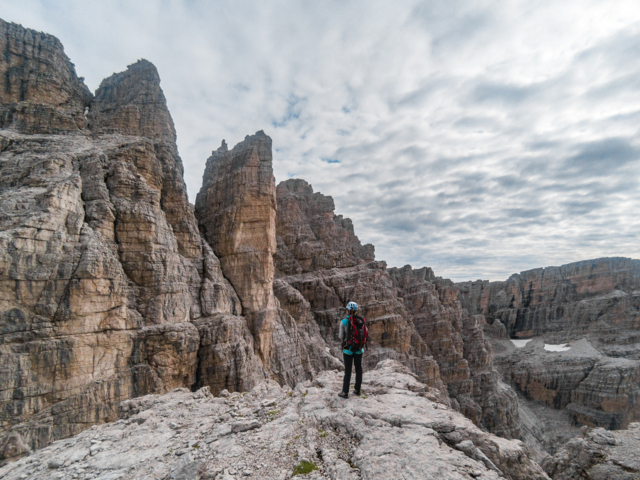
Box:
338;301;367;398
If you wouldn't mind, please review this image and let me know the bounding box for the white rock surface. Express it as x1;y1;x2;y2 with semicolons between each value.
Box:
0;360;548;480
543;344;572;352
511;339;534;348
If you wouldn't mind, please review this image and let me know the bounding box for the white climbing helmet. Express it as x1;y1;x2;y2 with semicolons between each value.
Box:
346;301;359;313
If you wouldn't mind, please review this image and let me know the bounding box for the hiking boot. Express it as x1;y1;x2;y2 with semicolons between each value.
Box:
338;391;348;399
354;390;361;396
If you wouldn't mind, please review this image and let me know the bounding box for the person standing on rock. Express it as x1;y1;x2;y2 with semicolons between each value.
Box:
338;301;368;398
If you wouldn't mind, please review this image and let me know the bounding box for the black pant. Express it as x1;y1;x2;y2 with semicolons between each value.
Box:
342;352;362;394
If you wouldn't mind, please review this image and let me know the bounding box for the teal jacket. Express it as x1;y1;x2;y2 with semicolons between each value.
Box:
339;317;364;355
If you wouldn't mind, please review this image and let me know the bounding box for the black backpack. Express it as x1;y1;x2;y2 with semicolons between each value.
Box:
344;314;368;352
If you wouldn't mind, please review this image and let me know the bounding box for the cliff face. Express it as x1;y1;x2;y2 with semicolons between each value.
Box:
275;178;374;274
458;260;640;431
544;423;640;479
0;19;92;134
196;133;276;318
195;135;335;389
457;258;640;352
0;20;253;464
388;266;520;439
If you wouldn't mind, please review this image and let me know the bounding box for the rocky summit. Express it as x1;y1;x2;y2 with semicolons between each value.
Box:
1;18;640;480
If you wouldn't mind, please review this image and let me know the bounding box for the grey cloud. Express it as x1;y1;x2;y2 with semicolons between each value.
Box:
390;77;451;110
561;200;605;215
469;81;539;105
454;115;501;131
379;179;406;191
494;175;526;189
398;145;429;161
409;0;495;52
563;137;640;175
575;28;640;72
271;94;306;128
527;140;563;151
585;72;640;101
386;217;420;233
505;208;545;219
607;109;640;125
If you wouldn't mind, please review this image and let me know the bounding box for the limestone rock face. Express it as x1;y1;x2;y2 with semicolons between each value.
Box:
389;265;520;439
90;59;203;260
544;423;640;479
275;181;436;383
196;133;276;316
0;21;257;464
568;357;640;429
195;133;333;388
275;179;374;275
457;258;640;353
459;260;640;431
0;19;92;134
0;130;207;464
90;59;177;142
0;360;550;480
495;341;640;432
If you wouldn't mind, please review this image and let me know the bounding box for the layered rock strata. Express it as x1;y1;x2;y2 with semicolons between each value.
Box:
494;339;640;430
195;134;336;388
0;20;265;464
275;179;520;438
275;178;374;275
458;260;640;431
0;360;550;480
457;258;640;354
388;266;520;438
0;19;93;134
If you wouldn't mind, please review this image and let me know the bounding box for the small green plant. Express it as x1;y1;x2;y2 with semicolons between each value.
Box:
294;435;299;439
192;445;200;450
292;460;318;476
302;392;308;396
288;392;293;397
318;429;328;438
267;409;280;416
348;460;357;469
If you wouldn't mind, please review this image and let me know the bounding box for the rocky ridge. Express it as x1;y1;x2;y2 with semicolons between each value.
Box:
0;360;549;480
456;261;640;433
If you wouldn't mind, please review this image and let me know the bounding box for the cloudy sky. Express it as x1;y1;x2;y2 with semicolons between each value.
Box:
3;0;640;281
